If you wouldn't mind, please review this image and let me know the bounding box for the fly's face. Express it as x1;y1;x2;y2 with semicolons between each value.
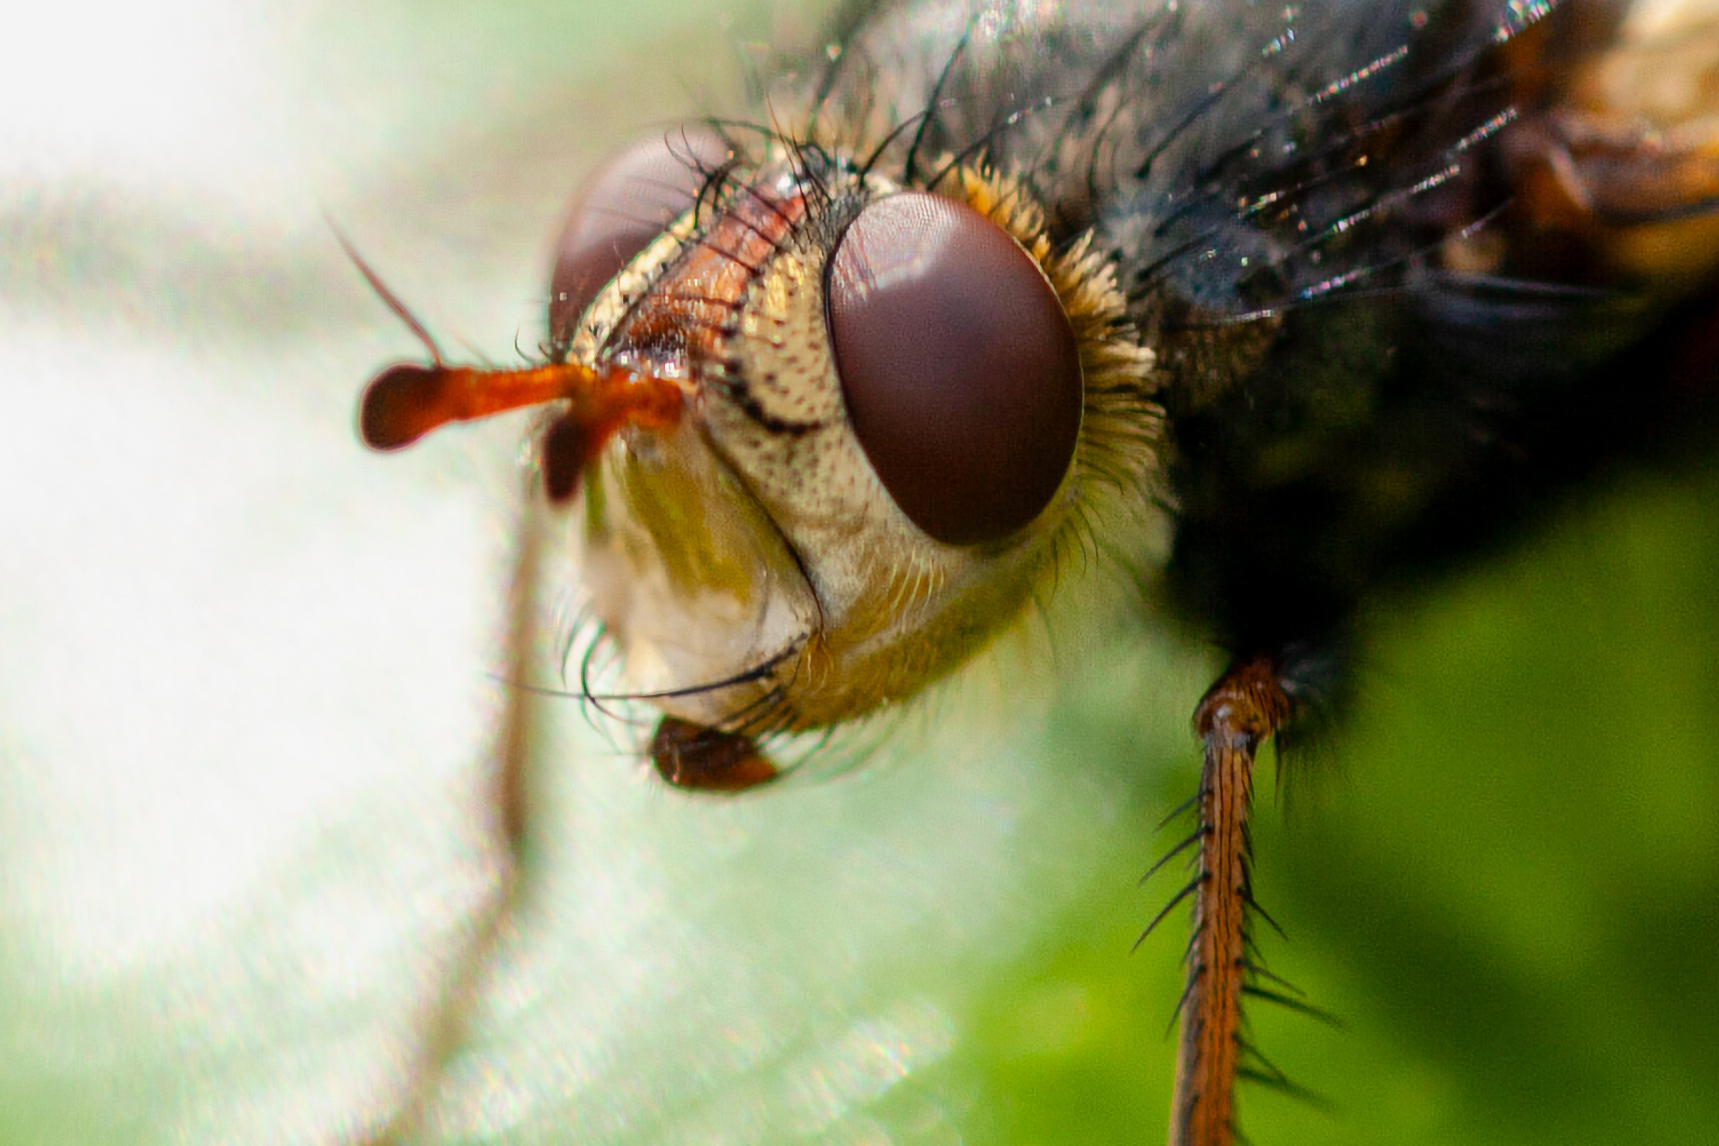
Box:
347;3;1719;1143
359;130;1161;789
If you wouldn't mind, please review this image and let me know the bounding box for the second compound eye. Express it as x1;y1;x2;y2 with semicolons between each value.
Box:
548;126;729;347
826;192;1083;546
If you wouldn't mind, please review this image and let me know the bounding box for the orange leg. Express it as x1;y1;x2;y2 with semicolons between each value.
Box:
1167;656;1293;1146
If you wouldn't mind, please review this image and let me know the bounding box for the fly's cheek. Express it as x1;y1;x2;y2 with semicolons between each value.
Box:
825;192;1083;546
548;127;729;345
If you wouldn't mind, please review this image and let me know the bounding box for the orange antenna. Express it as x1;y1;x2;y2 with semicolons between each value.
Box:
334;223;685;501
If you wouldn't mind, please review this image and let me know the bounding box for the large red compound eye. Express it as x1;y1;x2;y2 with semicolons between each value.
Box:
548;126;729;346
826;192;1083;546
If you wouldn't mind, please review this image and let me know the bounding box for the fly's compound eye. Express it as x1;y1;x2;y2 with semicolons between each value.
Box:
826;192;1083;546
548;126;729;346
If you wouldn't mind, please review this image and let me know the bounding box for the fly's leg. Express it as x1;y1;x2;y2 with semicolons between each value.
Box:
1167;656;1293;1146
355;487;546;1146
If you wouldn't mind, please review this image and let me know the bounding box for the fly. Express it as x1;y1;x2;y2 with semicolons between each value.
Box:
347;1;1719;1143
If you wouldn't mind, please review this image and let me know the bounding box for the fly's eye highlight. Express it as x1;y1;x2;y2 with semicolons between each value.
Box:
548;127;728;346
825;191;1084;546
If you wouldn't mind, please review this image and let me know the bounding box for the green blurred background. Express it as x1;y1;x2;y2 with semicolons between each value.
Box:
1;1;1715;1143
977;456;1719;1145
